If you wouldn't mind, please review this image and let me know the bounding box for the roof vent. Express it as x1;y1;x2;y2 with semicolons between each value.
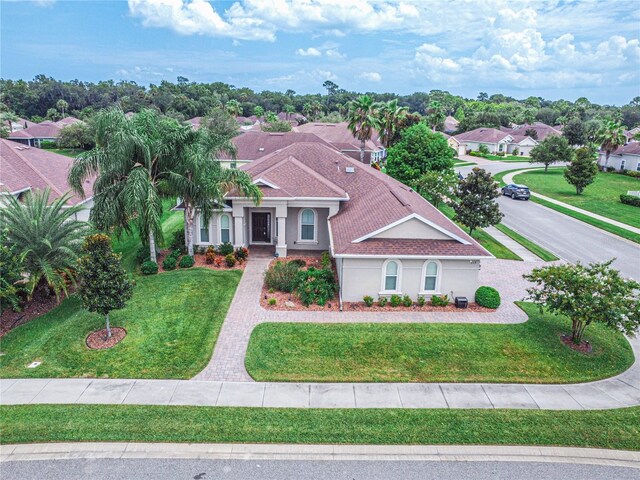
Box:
258;147;265;151
345;166;355;173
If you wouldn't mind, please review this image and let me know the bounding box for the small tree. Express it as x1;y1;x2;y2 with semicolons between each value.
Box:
57;121;95;150
529;135;573;172
478;144;490;155
416;170;458;208
563;118;587;146
564;146;598;195
0;228;25;313
77;234;134;338
524;260;640;344
451;168;503;236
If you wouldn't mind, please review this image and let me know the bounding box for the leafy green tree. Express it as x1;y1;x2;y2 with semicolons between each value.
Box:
68;108;195;263
530;135;573;172
596;120;627;169
346;95;382;164
415;169;458;208
57;121;95;150
524;260;640;344
386;123;455;186
562;118;587;145
564;146;598;194
477;92;488;102
225;99;242;117
0;228;25;312
253;105;265;118
451;168;503;235
426;101;446;131
77;234;134;339
378;99;408;148
0;189;89;299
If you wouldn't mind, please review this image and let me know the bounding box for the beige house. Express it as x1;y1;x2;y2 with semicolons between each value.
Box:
598;142;640;172
454;127;538;156
192;142;491;304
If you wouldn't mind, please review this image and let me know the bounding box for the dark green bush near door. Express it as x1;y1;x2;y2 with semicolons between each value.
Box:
475;286;501;308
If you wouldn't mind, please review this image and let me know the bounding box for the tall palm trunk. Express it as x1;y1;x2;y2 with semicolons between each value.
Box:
149;231;157;263
105;313;111;339
360;138;365;163
185;202;195;256
603;151;610;170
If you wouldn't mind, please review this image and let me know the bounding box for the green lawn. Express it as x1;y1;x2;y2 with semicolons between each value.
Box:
514;169;640;229
438;204;522;260
0;268;241;379
474;154;530;162
2;405;639;450
494;223;559;261
46;148;84;158
245;303;633;384
453;161;476;167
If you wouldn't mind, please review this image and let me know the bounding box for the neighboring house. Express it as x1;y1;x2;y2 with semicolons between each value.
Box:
510;122;562;141
443;115;459;134
0;139;94;220
56;116;82;128
598;142;640;172
455;127;538;156
440;133;462;156
216;131;337;168
625;126;640;142
192;142;491;303
7;122;63;147
3;117;37;132
294;122;385;164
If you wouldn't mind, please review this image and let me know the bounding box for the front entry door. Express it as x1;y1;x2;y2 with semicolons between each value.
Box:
252;212;271;243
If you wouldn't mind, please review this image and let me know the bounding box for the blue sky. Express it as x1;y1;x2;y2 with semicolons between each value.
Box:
2;0;639;104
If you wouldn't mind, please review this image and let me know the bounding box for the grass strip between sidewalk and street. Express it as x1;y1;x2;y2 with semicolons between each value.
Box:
494;223;559;261
2;405;639;450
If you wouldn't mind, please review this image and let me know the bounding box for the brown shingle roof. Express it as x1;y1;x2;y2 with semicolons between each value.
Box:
454;127;511;144
56;116;82;127
510;122;562;141
239;142;489;258
294;122;383;150
610;142;640;156
0;139;93;205
7;122;62;140
219;131;337;161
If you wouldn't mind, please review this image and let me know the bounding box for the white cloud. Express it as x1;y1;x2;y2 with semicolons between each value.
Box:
312;69;337;82
359;71;382;82
296;47;322;57
325;48;345;59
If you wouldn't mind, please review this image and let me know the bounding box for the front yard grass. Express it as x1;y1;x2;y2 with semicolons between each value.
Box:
2;405;639;450
0;268;241;379
245;302;633;383
474;154;530;162
513;169;640;229
494;223;559;261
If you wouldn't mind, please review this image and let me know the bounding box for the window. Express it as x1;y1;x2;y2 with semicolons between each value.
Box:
498;143;504;152
200;218;210;243
636;163;640;172
230;161;237;169
220;214;230;243
381;259;401;293
621;159;626;170
299;209;316;242
423;261;439;292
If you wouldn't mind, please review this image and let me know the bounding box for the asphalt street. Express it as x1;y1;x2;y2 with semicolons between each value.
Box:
3;459;639;480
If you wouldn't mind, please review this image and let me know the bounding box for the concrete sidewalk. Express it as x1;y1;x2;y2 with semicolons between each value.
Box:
2;334;638;410
503;169;640;235
2;443;639;467
484;226;541;261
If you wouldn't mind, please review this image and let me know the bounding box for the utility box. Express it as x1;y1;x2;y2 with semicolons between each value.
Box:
455;297;469;308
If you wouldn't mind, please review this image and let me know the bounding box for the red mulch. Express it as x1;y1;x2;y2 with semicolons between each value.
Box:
561;334;593;354
86;327;127;350
0;288;67;337
155;250;247;273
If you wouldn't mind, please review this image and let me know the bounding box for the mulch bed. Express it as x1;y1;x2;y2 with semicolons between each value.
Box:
156;250;247;273
561;334;593;354
342;302;495;312
0;288;67;337
86;327;127;350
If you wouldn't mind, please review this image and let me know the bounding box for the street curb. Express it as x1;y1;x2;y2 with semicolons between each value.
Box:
1;443;639;468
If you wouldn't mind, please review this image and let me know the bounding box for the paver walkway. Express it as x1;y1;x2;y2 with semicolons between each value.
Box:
2;334;638;409
195;255;540;382
504;169;640;235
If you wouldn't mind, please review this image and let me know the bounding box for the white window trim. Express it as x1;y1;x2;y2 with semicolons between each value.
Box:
198;215;212;245
297;208;318;244
419;259;442;295
380;259;402;295
218;213;233;245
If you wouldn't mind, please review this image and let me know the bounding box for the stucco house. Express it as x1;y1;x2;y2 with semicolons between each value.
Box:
441;132;462;156
8;122;63;147
192;142;491;303
0;139;94;220
598;142;640;172
454;127;538;156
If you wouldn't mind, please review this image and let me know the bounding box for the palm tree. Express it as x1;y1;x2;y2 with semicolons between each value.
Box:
226;99;242;117
378;99;408;148
68;108;195;263
265;111;278;123
302;102;313;119
283;104;295;119
253;105;265;119
56;99;69;118
312;100;324;120
0;188;89;299
426;101;446;131
346;95;382;163
597;120;627;169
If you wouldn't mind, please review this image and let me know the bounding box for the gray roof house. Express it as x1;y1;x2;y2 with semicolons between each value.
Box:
192;142;491;303
598;142;640;172
455;127;538;156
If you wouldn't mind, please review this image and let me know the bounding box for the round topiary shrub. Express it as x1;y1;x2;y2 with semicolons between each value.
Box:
162;256;177;271
179;255;195;268
475;286;501;309
141;261;158;275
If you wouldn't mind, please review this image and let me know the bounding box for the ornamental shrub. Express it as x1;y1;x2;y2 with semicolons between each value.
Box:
217;242;234;256
295;267;337;307
268;298;277;306
162;256;177;271
213;256;224;268
205;251;216;264
225;253;237;267
475;286;501;309
234;246;249;261
389;294;402;307
363;295;374;307
625;170;640;178
620;194;640;207
431;294;450;307
321;251;331;269
289;258;306;268
402;295;413;307
378;296;388;307
179;255;195;268
136;246;150;265
416;296;426;307
478;144;490;155
141;261;158;275
264;260;301;292
170;230;186;253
